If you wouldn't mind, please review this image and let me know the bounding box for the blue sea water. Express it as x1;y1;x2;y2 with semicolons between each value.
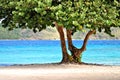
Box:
0;40;120;66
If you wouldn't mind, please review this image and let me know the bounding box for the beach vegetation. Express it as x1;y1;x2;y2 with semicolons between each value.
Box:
0;0;120;63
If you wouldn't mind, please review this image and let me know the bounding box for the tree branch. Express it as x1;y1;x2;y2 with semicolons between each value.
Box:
81;30;96;51
66;29;73;51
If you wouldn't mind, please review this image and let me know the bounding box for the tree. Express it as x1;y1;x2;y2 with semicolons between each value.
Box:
0;0;120;63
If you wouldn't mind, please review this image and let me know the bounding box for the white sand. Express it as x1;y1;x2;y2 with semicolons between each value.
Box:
0;64;120;80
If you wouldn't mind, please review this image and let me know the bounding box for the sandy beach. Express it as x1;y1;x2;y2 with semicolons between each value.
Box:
0;64;120;80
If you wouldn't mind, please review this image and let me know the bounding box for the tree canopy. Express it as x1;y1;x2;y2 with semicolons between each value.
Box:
0;0;120;36
0;0;120;63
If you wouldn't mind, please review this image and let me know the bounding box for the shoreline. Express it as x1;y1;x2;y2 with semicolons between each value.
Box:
0;62;120;67
0;63;120;80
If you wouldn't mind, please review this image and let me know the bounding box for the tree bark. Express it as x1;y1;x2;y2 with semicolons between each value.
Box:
66;29;73;51
54;22;70;63
66;29;96;63
81;30;96;52
66;29;82;63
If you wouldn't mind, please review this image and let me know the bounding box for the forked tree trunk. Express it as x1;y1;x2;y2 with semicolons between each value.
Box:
55;21;95;63
66;29;96;63
54;22;70;63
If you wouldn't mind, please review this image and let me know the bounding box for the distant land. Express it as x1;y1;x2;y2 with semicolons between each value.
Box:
0;25;120;40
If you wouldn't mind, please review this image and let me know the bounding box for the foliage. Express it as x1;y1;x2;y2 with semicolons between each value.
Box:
0;0;120;36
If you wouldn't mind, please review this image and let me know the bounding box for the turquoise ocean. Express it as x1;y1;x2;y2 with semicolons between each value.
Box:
0;40;120;66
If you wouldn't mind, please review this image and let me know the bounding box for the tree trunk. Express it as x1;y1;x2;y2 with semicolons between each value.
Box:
55;21;96;64
66;29;82;63
54;22;70;63
66;30;96;63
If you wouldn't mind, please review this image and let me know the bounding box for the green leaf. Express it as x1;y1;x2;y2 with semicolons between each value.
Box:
86;24;91;28
42;11;47;15
93;0;101;7
34;8;42;13
72;21;79;26
58;4;62;10
18;12;24;16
